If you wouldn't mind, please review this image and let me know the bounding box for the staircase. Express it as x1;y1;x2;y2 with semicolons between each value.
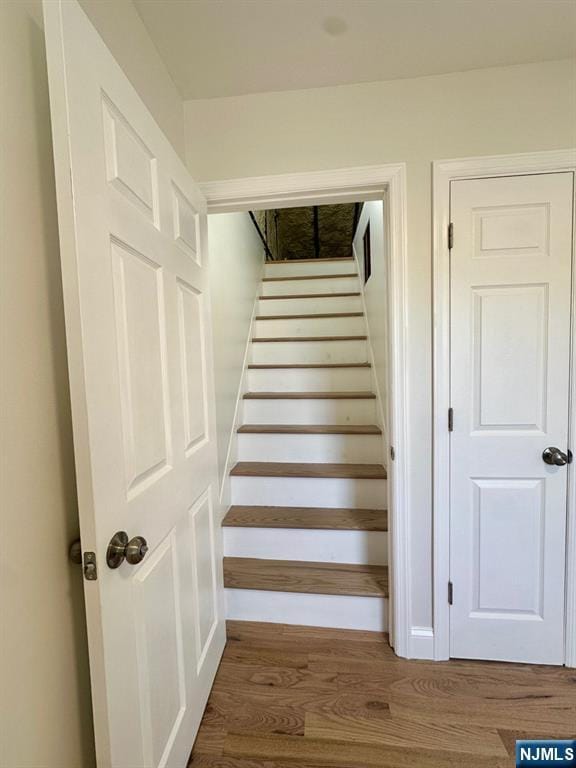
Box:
222;256;389;631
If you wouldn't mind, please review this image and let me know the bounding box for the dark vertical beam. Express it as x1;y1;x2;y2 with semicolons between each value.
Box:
274;210;280;259
313;206;320;259
352;202;361;236
249;211;273;260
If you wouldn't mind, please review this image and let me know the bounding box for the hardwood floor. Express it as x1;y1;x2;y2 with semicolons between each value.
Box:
188;621;576;768
242;391;376;400
223;506;388;531
251;336;368;342
262;273;358;281
223;559;389;597
259;292;361;300
230;462;387;479
237;425;382;434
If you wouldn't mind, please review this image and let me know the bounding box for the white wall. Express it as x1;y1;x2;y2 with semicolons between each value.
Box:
184;58;576;632
353;202;389;455
208;213;265;500
0;2;186;765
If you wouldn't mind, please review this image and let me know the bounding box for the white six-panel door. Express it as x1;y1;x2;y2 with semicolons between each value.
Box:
449;172;574;664
43;2;225;765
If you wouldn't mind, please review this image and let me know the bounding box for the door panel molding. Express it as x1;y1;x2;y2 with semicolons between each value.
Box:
432;149;576;665
43;1;226;763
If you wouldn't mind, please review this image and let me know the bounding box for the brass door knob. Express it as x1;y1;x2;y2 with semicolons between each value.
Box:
542;447;570;467
106;531;148;568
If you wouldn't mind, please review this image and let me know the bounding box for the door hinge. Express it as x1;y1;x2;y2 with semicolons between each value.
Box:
390;446;395;461
448;407;454;432
448;222;454;250
448;581;453;605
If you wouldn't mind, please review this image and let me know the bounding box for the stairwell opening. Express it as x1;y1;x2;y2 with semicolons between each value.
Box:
217;198;393;634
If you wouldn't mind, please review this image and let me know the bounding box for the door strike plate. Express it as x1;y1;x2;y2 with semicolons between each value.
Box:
83;552;98;581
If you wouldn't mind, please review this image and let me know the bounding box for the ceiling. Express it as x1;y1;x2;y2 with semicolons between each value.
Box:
133;0;576;100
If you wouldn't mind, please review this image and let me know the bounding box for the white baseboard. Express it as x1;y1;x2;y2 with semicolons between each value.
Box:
408;626;435;660
218;260;265;513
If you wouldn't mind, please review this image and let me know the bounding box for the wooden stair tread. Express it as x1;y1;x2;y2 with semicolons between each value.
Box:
255;312;363;320
252;335;367;342
263;273;358;282
223;505;388;531
259;292;361;300
238;424;382;434
248;362;370;369
224;557;389;597
266;257;354;264
243;391;376;399
230;462;387;479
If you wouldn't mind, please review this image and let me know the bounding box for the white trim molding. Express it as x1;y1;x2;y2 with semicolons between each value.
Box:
217;260;266;518
432;149;576;665
201;163;406;213
409;627;435;660
202;164;413;658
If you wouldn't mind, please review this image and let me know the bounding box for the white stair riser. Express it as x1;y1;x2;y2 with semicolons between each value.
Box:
264;260;356;278
254;315;366;338
258;296;362;315
226;589;388;632
252;339;368;365
231;476;387;508
247;367;372;392
224;527;388;565
242;398;375;424
261;276;359;297
237;433;382;463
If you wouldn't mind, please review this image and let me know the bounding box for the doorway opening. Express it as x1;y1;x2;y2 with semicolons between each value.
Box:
201;163;412;656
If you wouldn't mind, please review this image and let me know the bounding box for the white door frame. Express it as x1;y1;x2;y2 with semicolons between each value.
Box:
200;164;412;656
432;149;576;665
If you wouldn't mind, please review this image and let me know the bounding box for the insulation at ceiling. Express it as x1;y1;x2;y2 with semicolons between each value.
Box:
254;204;357;261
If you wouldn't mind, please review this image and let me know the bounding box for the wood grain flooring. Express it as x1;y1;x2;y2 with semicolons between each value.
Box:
247;363;371;369
230;462;387;479
256;312;364;320
251;336;368;342
242;391;376;399
266;257;355;264
223;560;389;597
263;273;358;282
237;424;382;434
222;506;388;531
259;293;361;300
188;621;576;767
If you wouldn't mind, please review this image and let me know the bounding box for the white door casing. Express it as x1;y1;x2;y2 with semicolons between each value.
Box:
449;172;574;665
43;2;225;765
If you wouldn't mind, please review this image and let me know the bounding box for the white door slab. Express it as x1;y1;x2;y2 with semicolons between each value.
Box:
449;172;573;665
43;2;225;765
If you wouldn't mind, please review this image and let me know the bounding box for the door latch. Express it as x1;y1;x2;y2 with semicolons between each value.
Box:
69;539;98;581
